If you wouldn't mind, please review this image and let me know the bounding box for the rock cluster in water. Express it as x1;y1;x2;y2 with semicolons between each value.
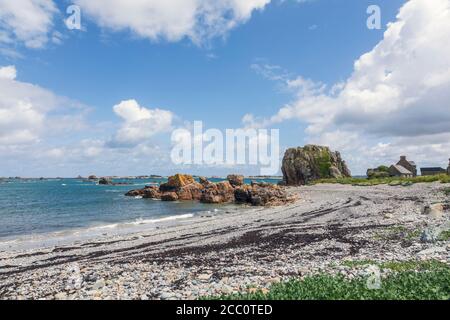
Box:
281;145;351;185
125;174;292;206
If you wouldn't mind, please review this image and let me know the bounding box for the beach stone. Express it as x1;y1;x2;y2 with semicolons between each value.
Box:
54;292;68;300
197;273;212;281
420;228;440;243
423;204;445;219
92;279;106;290
160;292;174;300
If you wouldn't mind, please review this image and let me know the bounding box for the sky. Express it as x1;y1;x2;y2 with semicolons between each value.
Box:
0;0;449;177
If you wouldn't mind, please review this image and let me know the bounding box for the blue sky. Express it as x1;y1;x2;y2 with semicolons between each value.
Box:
1;0;449;177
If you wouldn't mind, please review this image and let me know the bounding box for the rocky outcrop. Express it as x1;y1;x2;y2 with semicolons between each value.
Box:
227;174;244;187
125;174;293;207
98;177;112;185
281;145;351;185
161;192;179;202
235;183;289;206
201;181;235;204
199;176;211;187
160;174;195;192
177;182;204;201
125;185;161;198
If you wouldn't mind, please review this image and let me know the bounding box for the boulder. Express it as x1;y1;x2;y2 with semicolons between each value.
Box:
423;203;445;219
234;185;252;203
142;186;161;199
201;181;235;204
177;182;204;201
161;192;179;201
125;189;145;197
199;176;211;187
281;145;351;185
160;174;195;192
227;174;244;187
98;177;112;185
248;184;288;206
125;185;160;198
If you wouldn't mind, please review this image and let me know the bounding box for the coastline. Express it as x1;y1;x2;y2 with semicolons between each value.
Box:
0;182;449;300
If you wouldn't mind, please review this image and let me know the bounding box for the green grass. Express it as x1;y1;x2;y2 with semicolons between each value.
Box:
314;174;450;186
208;261;450;300
438;230;450;241
341;259;448;272
317;152;332;177
443;188;450;196
373;225;421;241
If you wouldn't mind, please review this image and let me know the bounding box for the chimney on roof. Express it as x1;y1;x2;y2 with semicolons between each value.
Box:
400;156;406;161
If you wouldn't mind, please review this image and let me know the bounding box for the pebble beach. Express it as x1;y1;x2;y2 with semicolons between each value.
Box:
0;183;449;300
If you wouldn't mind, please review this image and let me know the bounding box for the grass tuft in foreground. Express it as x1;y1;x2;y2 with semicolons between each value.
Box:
207;261;449;300
314;174;450;186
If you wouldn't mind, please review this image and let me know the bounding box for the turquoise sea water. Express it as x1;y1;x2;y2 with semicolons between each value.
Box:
0;177;280;239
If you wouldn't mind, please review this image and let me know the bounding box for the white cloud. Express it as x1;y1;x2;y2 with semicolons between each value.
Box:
111;99;174;146
0;0;58;48
0;65;16;79
0;65;87;146
247;0;450;173
74;0;271;44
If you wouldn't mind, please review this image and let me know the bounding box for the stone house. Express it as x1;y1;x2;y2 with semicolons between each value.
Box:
396;156;417;177
389;164;413;178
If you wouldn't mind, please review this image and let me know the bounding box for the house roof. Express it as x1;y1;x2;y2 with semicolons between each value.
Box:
421;167;445;172
391;165;413;175
408;161;416;166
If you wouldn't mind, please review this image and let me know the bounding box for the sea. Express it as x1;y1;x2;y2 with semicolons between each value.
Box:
0;177;281;248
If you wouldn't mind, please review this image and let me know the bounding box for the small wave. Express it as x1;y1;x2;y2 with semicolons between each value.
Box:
85;213;194;232
130;214;194;225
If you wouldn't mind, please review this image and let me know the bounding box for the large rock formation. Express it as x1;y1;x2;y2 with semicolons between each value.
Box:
125;174;293;206
281;145;351;185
